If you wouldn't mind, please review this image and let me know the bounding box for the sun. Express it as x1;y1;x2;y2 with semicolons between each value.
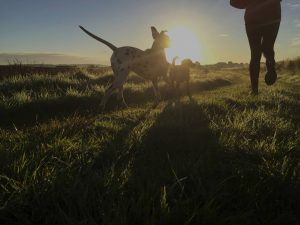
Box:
165;27;202;64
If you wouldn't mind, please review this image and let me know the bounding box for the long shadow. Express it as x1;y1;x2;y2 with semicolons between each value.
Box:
222;88;300;126
118;101;225;224
0;78;233;129
0;95;104;128
0;105;156;225
2;100;299;225
0;74;111;98
0;79;86;97
113;101;300;224
129;100;219;181
0;73;149;98
90;105;155;173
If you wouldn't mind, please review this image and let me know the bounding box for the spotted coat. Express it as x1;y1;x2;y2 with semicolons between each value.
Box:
80;25;170;109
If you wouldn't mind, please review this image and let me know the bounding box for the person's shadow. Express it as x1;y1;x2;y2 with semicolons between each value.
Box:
118;100;225;224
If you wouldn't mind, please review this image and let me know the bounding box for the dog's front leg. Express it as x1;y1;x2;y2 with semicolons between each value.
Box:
151;79;161;101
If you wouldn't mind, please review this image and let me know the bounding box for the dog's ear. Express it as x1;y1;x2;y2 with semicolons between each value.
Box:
151;26;159;39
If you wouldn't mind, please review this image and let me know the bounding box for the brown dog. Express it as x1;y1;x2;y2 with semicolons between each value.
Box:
169;56;194;100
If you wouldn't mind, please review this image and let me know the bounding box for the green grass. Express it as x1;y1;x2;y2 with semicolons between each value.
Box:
0;67;299;225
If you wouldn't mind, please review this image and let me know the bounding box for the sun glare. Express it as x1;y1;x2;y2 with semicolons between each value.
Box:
165;27;202;64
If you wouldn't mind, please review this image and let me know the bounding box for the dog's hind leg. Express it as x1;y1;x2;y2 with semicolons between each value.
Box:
100;70;129;109
117;86;128;108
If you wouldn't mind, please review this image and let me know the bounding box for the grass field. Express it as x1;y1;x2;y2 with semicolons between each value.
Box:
0;64;300;225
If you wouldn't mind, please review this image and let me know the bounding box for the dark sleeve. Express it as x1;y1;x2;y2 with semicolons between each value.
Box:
230;0;248;9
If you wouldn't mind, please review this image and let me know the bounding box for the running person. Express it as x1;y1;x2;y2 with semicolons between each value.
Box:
230;0;282;94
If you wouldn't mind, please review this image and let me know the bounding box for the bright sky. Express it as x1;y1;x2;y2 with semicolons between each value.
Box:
0;0;299;65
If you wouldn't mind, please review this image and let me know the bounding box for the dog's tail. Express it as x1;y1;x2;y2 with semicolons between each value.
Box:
172;56;179;66
79;26;117;51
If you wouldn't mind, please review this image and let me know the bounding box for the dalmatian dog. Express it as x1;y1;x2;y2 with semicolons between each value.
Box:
169;56;194;100
79;26;170;109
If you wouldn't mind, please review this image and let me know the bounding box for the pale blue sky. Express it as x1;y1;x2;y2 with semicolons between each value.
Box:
0;0;299;64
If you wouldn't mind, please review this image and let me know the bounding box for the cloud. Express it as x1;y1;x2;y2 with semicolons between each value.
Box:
0;53;101;65
291;36;300;47
218;34;229;38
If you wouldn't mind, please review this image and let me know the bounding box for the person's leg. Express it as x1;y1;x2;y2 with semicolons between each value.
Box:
262;22;280;85
246;25;263;94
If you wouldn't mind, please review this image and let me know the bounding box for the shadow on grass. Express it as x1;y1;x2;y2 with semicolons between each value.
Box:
0;105;156;225
0;95;103;128
0;73;147;98
0;78;233;129
0;74;112;98
1;100;300;225
109;101;300;224
222;88;300;126
113;101;226;224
